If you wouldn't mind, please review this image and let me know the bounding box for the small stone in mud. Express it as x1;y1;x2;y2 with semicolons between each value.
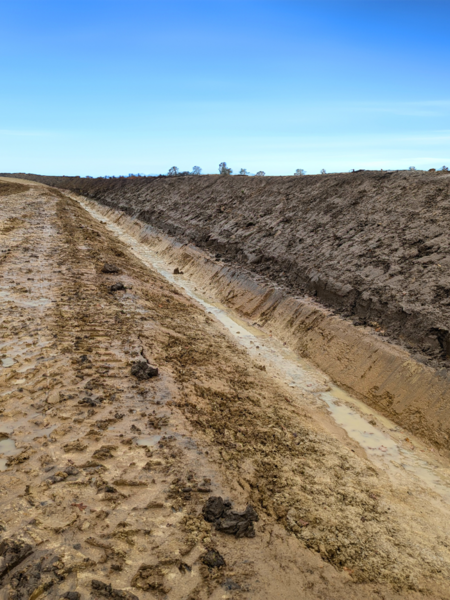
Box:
131;564;171;594
91;579;139;600
203;496;231;522
101;263;120;274
131;360;158;380
78;397;102;407
145;501;164;509
105;485;118;493
46;465;79;484
65;465;80;476
202;496;259;538
6;450;30;467
178;562;192;574
61;593;81;600
92;445;116;460
202;549;226;569
173;267;183;275
63;440;87;453
222;578;241;591
110;282;126;292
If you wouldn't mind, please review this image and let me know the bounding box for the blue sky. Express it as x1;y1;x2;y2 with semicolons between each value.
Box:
1;0;449;176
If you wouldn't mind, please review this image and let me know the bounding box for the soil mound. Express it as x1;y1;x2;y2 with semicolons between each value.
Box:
0;181;29;196
5;170;450;368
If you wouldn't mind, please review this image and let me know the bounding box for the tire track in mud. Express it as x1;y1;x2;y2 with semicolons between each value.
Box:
1;182;450;599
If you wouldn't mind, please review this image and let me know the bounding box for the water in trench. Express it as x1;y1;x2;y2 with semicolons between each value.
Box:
78;198;450;503
0;436;18;471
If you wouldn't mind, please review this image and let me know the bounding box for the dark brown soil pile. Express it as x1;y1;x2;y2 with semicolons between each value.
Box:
0;181;29;196
5;170;450;367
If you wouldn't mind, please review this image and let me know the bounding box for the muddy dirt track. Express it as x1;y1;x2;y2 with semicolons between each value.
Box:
7;170;450;370
3;179;450;599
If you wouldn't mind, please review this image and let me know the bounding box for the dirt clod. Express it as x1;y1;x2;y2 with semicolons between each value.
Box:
110;282;125;292
202;549;226;568
202;496;259;538
91;579;139;600
130;360;158;380
92;445;116;460
63;440;87;453
101;263;120;274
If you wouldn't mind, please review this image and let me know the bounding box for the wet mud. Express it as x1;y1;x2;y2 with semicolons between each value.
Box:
2;179;450;599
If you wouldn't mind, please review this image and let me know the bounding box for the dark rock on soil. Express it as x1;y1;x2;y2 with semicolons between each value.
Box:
202;549;226;568
203;496;231;522
202;496;259;538
64;465;80;476
91;580;139;600
0;538;33;580
92;445;116;460
130;360;158;380
222;578;241;590
101;263;120;274
78;396;102;407
46;465;79;484
110;282;125;292
62;593;81;600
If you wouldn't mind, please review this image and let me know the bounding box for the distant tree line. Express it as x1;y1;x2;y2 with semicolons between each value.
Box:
166;162;304;177
91;164;449;179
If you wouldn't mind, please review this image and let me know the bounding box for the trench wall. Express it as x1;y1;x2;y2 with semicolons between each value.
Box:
76;195;450;453
5;172;450;449
6;170;450;369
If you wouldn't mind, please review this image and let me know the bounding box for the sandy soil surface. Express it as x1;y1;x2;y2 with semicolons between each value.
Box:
9;170;450;370
2;179;450;599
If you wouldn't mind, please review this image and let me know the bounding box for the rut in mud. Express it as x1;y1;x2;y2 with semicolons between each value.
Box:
2;180;450;599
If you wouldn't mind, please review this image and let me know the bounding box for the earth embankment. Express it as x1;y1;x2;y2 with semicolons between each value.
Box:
6;170;450;368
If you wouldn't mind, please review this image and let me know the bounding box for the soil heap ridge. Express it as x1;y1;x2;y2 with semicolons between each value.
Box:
6;170;450;368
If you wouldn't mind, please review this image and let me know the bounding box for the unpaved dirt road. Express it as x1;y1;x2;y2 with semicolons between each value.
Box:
2;179;450;600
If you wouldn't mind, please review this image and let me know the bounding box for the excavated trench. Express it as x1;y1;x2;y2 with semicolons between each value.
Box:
4;178;450;599
6;171;450;453
75;194;450;504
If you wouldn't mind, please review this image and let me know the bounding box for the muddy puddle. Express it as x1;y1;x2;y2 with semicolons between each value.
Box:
78;198;450;505
1;357;15;368
0;436;18;471
137;434;162;447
